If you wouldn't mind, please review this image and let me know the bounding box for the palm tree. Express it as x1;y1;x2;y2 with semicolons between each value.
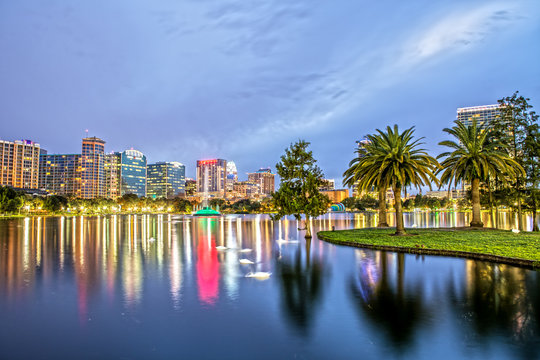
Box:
346;125;439;235
343;140;389;227
437;119;524;228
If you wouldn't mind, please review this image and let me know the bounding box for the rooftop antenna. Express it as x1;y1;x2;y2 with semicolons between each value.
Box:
85;129;89;138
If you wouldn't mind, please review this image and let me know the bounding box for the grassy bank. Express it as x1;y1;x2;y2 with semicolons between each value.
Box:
318;228;540;268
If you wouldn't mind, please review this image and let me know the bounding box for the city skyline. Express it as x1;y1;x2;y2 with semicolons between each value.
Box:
1;0;539;186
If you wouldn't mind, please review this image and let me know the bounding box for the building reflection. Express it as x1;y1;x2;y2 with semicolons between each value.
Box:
1;211;539;356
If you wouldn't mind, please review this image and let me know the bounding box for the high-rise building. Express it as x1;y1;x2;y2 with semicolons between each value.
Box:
0;139;42;189
39;154;81;196
196;159;227;197
457;104;500;128
147;162;185;199
119;149;147;197
247;168;275;196
104;153;121;199
81;137;106;199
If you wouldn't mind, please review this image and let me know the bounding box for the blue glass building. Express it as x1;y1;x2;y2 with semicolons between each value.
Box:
118;149;147;197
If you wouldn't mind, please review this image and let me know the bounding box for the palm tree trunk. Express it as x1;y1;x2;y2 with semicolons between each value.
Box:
470;178;483;228
488;185;494;229
393;185;405;235
377;187;389;227
517;192;523;231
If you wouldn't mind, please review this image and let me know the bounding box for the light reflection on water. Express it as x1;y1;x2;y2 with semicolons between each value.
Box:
0;213;539;359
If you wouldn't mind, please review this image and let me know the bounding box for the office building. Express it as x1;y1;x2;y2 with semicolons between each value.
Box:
0;139;42;189
185;178;197;196
105;153;121;199
39;154;81;196
104;150;147;199
81;137;106;199
247;168;275;196
147;161;185;199
457;104;500;128
196;159;227;197
233;181;260;199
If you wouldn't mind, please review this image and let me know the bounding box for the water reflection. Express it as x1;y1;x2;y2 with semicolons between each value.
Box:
350;250;540;358
0;214;539;359
350;251;430;351
276;238;326;335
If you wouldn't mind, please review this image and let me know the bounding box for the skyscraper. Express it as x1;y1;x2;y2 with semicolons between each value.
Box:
104;153;121;199
39;154;81;196
119;149;146;197
457;104;500;128
196;159;227;197
0;139;42;189
81;137;106;199
247;168;275;196
147;162;186;199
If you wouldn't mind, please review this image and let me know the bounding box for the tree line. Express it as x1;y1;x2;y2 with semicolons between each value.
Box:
272;91;539;235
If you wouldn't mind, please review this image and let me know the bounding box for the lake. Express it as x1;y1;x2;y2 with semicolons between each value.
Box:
0;212;539;359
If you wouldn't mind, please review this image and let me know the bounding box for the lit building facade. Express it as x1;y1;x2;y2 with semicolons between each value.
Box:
39;154;81;196
147;162;185;199
196;159;227;197
233;181;261;199
81;137;106;199
321;189;350;203
119;149;147;197
247;168;275;196
104;153;121;199
185;178;197;196
457;104;500;128
0;139;42;189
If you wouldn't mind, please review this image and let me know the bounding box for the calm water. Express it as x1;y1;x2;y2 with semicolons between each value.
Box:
0;213;539;359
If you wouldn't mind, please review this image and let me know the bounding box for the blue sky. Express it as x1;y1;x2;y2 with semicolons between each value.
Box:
1;0;539;187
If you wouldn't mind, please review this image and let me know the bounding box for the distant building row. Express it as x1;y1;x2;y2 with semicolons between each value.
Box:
1;136;275;200
195;159;275;200
1;137;185;199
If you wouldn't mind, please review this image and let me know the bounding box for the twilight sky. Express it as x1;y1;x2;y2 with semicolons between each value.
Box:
1;0;539;186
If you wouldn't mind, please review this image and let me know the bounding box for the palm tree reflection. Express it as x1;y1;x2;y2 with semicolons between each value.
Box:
455;261;540;359
276;238;325;335
350;251;429;351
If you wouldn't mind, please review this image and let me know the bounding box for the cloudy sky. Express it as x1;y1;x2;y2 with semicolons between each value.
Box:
1;0;539;186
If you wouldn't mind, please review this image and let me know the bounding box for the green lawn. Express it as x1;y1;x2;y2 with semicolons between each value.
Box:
317;228;540;267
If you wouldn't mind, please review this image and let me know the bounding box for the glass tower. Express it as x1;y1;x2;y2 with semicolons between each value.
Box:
119;149;147;197
147;162;185;199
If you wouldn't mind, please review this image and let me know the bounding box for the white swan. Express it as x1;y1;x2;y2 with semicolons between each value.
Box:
245;272;271;279
239;259;254;265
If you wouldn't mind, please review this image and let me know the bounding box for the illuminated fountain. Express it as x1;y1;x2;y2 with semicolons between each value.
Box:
193;166;221;216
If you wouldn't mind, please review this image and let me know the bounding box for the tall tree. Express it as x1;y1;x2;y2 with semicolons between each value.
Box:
272;140;330;238
348;125;439;235
493;92;539;230
343;139;389;227
438;119;524;228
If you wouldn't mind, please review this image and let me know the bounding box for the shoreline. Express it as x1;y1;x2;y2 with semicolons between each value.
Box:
318;228;540;269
